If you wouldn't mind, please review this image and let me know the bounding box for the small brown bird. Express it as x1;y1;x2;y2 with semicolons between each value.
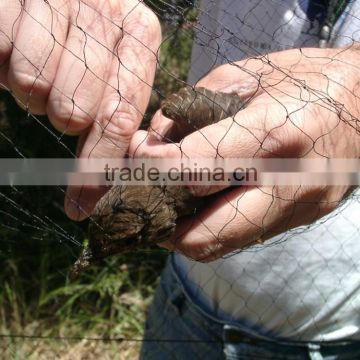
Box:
70;87;245;278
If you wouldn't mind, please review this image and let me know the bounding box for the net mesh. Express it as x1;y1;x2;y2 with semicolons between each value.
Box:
0;0;360;358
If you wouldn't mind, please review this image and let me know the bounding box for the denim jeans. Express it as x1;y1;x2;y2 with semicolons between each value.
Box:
140;257;360;360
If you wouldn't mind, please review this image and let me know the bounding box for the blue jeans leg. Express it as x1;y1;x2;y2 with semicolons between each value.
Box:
140;257;360;360
140;258;225;360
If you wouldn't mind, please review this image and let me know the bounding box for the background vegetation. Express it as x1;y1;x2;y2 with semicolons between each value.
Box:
0;1;196;358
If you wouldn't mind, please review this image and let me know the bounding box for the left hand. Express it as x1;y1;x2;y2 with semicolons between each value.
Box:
129;46;360;262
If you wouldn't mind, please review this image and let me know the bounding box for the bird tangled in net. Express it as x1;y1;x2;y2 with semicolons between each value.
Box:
70;87;245;278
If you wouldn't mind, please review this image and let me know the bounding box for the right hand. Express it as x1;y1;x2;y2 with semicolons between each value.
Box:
0;0;161;220
129;46;360;261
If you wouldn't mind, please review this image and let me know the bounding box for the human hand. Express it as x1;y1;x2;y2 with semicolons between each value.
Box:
0;0;161;220
129;46;360;261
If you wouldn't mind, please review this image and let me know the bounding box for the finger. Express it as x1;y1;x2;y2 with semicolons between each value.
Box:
195;59;263;95
8;0;69;114
160;186;268;261
135;55;284;154
129;129;181;158
46;1;122;135
159;185;337;262
130;89;287;157
149;109;176;141
78;4;161;157
0;0;22;88
0;0;22;58
129;102;281;198
65;3;161;220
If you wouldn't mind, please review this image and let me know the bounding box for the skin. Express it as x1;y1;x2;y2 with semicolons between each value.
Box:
0;0;161;220
1;2;359;262
70;87;242;276
129;46;360;262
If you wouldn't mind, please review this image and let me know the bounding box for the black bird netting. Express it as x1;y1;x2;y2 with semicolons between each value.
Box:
0;0;360;359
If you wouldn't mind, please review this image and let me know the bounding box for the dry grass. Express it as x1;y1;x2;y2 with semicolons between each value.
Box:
2;335;141;360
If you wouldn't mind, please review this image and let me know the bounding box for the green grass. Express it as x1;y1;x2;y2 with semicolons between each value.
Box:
0;1;196;357
0;248;167;358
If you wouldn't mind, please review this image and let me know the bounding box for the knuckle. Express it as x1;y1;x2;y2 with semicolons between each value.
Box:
125;3;161;41
100;106;140;142
130;1;160;28
265;123;303;156
142;7;161;32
